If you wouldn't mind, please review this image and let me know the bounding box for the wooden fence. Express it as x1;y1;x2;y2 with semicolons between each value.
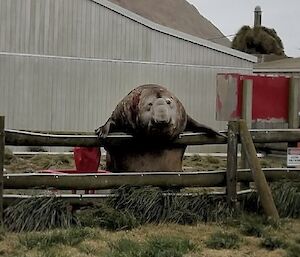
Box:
1;116;300;223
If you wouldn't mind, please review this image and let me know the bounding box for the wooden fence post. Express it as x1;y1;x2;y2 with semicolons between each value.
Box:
226;121;239;208
239;120;279;221
0;116;4;227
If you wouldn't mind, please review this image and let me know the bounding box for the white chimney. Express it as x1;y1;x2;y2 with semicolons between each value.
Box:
254;6;262;27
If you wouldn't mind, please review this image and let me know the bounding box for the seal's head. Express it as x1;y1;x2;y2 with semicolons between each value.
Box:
135;86;187;139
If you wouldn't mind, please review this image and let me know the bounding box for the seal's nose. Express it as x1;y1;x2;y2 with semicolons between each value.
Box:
155;98;166;106
153;98;171;124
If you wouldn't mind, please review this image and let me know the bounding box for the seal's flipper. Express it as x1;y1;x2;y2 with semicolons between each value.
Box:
95;118;116;139
185;115;226;138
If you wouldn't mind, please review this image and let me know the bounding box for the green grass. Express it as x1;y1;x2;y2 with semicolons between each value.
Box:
286;243;300;257
106;236;195;257
239;214;266;237
205;231;241;249
144;236;195;257
107;238;142;257
18;227;96;250
1;219;300;257
260;236;286;250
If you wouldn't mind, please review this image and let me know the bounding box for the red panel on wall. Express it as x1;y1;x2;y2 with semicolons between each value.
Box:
217;74;290;121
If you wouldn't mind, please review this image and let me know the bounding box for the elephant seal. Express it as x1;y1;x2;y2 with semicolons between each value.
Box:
96;84;223;141
95;84;224;172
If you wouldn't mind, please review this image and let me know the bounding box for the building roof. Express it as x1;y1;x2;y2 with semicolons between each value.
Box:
92;0;257;63
254;57;300;72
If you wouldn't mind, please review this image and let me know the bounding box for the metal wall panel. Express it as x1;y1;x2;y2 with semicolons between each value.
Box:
0;53;250;136
0;0;255;152
0;0;254;67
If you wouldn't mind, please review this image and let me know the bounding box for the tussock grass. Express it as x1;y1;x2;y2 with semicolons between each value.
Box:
111;186;233;224
205;231;241;249
77;203;139;231
271;182;300;218
4;196;79;232
76;186;234;231
4;181;300;236
241;181;300;218
4;186;233;233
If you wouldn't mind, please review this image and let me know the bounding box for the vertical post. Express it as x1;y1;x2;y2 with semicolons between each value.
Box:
0;116;4;227
288;77;299;129
239;120;279;221
241;79;253;169
242;79;253;127
288;77;299;149
226;121;239;208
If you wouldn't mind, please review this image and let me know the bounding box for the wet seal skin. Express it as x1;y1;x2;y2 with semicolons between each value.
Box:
95;84;224;172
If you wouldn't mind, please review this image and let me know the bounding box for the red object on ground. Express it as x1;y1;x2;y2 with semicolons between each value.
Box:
40;147;109;194
74;147;101;172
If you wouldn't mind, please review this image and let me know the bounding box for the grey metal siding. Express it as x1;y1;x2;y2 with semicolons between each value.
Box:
0;53;251;133
0;0;255;152
0;0;254;66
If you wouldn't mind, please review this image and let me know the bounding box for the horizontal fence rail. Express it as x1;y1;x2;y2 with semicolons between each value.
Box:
5;129;300;147
5;129;226;146
2;194;112;207
3;168;300;190
2;190;256;207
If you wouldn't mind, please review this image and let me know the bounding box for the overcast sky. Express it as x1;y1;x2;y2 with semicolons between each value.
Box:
186;0;300;57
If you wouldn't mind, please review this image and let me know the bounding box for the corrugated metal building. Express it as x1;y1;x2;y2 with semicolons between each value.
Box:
0;0;256;151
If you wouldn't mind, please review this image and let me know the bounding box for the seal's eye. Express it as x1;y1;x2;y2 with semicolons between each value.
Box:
147;102;153;111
